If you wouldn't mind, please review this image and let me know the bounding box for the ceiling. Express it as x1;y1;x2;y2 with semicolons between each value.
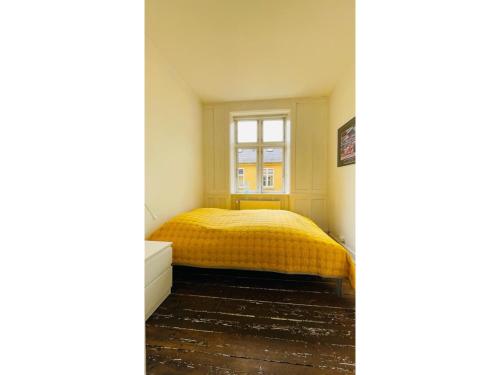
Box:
147;0;354;103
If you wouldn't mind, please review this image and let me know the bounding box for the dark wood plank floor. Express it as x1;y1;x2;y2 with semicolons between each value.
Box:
146;266;355;375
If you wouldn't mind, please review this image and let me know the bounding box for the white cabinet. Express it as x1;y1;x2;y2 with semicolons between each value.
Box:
145;241;172;320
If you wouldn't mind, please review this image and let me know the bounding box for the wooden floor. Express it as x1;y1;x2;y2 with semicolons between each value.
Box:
146;266;355;375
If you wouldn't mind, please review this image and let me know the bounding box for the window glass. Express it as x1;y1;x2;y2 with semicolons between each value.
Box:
263;119;284;142
237;168;245;188
237;120;258;143
262;147;283;192
263;168;274;188
236;148;257;193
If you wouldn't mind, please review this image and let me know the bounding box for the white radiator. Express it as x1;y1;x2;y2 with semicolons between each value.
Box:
239;200;282;210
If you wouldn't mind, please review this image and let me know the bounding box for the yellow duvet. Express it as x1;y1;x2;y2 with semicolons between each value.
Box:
149;208;355;287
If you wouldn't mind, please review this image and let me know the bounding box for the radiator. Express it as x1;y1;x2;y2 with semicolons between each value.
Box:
239;200;282;210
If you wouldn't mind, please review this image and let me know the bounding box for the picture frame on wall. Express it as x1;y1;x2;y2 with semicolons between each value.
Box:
337;117;356;167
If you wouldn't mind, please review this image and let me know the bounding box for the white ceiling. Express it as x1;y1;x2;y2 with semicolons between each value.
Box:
147;0;354;103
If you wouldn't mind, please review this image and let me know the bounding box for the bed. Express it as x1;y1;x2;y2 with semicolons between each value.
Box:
148;208;355;289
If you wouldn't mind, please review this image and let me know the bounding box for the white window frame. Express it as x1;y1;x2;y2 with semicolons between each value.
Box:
233;115;287;194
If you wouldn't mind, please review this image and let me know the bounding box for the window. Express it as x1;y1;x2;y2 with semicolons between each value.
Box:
233;116;288;194
237;120;258;143
263;168;274;188
237;168;245;188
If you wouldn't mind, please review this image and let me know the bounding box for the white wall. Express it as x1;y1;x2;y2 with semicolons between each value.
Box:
203;98;329;230
328;63;355;254
145;38;204;236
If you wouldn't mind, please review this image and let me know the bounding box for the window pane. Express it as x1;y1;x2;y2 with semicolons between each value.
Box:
262;168;275;188
237;120;257;143
236;148;257;193
262;147;283;192
263;119;284;142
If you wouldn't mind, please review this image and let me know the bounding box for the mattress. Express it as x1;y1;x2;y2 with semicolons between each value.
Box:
148;208;355;287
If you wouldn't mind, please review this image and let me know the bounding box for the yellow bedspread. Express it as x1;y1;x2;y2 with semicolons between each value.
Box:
149;208;355;287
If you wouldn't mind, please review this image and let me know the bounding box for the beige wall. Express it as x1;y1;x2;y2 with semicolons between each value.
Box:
203;98;329;230
328;63;355;254
145;38;204;237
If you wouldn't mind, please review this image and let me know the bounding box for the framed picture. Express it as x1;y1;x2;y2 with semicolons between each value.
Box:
337;117;355;167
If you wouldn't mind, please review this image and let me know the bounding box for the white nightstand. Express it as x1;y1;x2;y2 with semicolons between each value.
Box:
145;241;172;320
